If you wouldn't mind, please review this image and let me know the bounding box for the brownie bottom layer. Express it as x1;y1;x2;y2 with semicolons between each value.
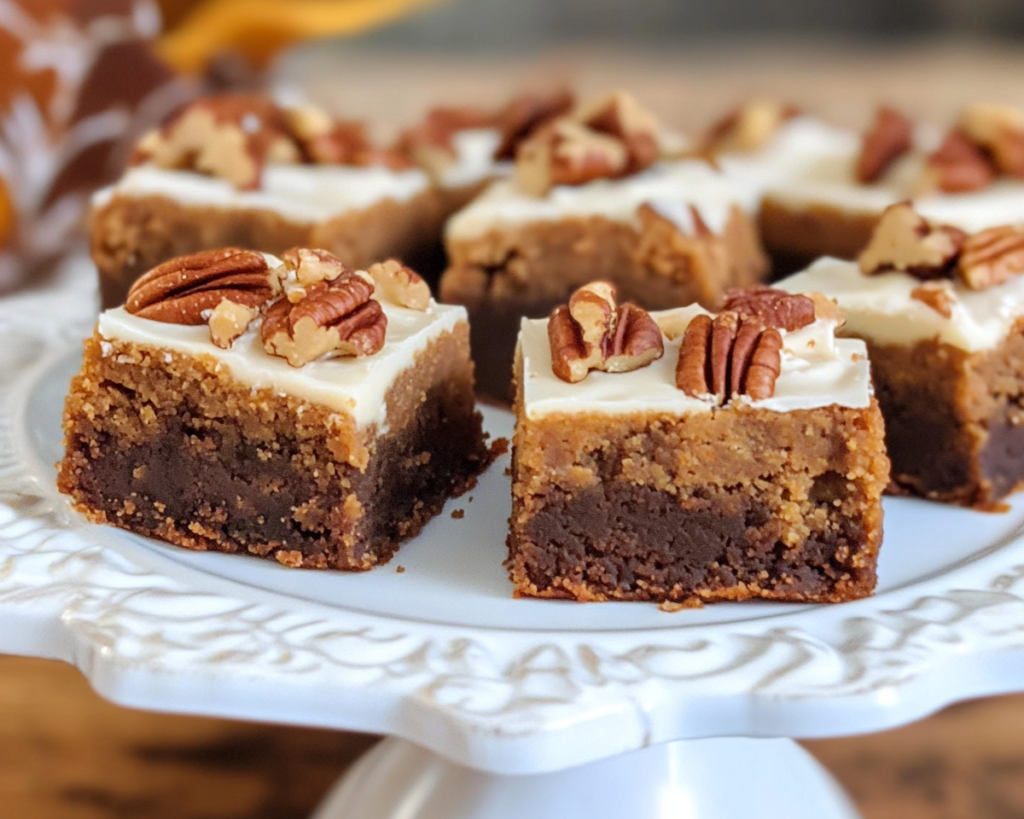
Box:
58;329;490;569
510;482;875;603
870;330;1024;508
758;197;880;275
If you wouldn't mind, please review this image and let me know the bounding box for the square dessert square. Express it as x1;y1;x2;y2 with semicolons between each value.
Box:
440;91;769;401
91;94;447;308
779;203;1024;508
508;284;889;604
708;101;1024;274
58;249;491;570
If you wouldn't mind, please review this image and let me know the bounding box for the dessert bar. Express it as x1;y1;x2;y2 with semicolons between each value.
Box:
59;248;490;568
508;283;889;603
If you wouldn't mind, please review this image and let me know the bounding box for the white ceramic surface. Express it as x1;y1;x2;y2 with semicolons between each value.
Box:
311;737;860;819
4;266;1024;779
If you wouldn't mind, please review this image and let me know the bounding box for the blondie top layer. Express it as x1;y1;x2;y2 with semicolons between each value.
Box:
436;127;507;189
446;159;760;242
94;163;430;227
98;255;465;430
779;256;1024;352
519;305;871;419
722;115;1024;232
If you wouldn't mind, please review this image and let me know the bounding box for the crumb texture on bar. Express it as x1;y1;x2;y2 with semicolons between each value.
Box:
508;352;889;603
58;325;488;570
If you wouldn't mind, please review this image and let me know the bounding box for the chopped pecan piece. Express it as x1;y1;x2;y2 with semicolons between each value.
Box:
126;248;273;324
702;100;799;154
516;120;628;196
957;103;1024;178
547;282;663;383
286;106;408;170
208;300;259;349
366;259;430;310
855;105;913;184
132;94;300;190
675;311;783;404
574;90;660;173
493;89;575;160
910;282;956;318
922;130;996;194
958;225;1024;290
722;285;816;331
858;202;965;279
394;105;492;178
261;269;386;366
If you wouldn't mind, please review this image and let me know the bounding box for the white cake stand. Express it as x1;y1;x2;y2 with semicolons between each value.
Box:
5;274;1024;819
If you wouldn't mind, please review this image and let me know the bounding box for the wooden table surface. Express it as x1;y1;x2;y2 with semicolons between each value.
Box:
7;42;1024;818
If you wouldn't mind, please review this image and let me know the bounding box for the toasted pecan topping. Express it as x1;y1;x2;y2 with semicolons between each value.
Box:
957;103;1024;179
516;120;629;196
858;202;965;280
958;225;1024;290
574;90;660;174
208;300;259;349
856;106;913;184
548;282;663;383
675;311;782;404
261;260;386;367
910;282;956;318
132;94;299;190
702;100;799;154
126;248;273;324
394;105;493;178
922;130;996;194
493;89;575;161
366;259;430;310
722;285;816;332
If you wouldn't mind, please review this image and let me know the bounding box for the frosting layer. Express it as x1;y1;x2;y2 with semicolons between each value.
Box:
445;159;761;241
519;304;871;420
778;257;1024;352
98;298;467;430
440;128;510;188
724;116;1024;232
94;162;430;225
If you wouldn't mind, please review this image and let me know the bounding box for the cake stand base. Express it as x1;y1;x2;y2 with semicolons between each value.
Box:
311;736;860;819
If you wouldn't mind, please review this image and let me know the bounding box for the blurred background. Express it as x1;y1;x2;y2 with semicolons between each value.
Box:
5;1;1024;817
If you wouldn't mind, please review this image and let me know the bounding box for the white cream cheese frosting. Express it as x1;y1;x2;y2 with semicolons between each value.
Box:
97;258;466;430
439;127;511;189
445;158;761;242
721;115;1024;232
519;304;871;420
93;162;431;225
778;256;1024;352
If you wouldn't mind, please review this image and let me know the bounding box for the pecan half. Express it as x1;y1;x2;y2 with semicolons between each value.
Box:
858;202;965;279
367;259;430;310
676;311;783;404
921;130;996;194
132;94;300;190
855;105;913;184
958;225;1024;290
722;285;816;331
516;120;628;196
126;248;273;324
261;271;386;366
957;103;1024;179
548;282;663;383
702;100;799;154
910;282;956;318
574;90;660;174
493;89;575;161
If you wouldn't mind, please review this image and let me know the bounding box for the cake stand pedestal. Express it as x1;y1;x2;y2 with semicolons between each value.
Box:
4;272;1024;819
312;736;858;819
